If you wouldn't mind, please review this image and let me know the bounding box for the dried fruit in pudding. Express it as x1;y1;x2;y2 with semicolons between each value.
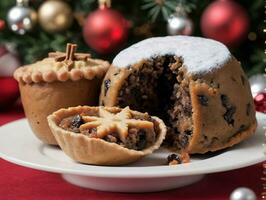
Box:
167;153;190;165
100;36;257;154
47;106;166;165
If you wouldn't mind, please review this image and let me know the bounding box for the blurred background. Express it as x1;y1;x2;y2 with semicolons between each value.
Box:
0;0;264;110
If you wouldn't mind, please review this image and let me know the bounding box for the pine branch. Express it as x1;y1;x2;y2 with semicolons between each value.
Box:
142;0;196;22
0;0;263;77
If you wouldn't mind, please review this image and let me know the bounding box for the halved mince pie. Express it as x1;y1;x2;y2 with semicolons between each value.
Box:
47;106;167;165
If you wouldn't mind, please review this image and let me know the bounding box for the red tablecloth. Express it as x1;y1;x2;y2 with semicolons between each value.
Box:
0;105;264;200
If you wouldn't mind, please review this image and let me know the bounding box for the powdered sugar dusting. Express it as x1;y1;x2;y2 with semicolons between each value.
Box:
113;36;231;74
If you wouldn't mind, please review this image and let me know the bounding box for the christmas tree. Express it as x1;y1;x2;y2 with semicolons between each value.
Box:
0;0;264;76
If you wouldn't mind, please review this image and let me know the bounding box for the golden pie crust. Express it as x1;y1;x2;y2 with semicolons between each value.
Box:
14;58;109;83
20;79;103;144
47;106;167;165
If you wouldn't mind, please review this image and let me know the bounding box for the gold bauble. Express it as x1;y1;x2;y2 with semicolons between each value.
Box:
38;0;73;33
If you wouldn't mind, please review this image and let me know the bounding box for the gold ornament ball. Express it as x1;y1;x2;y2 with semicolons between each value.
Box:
38;0;73;33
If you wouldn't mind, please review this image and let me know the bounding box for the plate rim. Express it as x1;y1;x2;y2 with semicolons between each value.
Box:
0;149;265;178
0;115;265;178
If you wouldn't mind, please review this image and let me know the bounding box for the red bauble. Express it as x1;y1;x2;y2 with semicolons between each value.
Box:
201;0;249;47
254;92;266;113
83;6;129;54
0;45;20;110
0;19;5;31
0;77;19;110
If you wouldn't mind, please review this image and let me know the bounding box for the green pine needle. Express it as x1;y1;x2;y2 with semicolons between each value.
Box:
149;6;161;22
161;7;169;20
142;0;196;22
164;1;178;11
141;2;157;10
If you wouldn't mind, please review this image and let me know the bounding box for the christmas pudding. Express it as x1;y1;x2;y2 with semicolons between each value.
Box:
100;36;257;154
14;44;109;145
47;106;166;165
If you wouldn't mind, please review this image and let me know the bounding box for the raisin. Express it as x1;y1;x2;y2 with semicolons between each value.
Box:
142;74;150;83
221;95;236;126
167;153;181;164
184;130;192;135
104;79;111;96
231;77;237;82
241;75;245;85
71;115;84;128
132;87;143;105
237;124;246;133
179;134;189;149
246;103;251;116
221;94;230;108
197;95;208;106
136;130;147;150
223;106;236;126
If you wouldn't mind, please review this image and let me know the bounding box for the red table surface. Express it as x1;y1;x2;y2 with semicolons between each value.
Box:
0;105;264;200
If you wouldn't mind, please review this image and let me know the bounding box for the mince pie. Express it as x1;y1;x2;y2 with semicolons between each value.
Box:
47;106;166;165
14;43;109;145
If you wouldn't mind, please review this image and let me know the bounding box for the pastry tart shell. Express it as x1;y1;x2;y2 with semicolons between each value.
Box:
20;79;103;145
47;106;167;165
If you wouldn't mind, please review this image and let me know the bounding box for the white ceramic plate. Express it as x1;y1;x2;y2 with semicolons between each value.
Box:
0;113;265;192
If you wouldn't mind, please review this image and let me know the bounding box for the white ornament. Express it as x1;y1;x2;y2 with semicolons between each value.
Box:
0;45;20;77
249;74;266;97
230;187;257;200
7;0;37;35
0;53;20;77
167;6;193;36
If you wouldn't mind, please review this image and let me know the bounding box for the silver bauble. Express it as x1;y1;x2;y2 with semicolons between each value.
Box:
7;0;37;35
167;11;193;35
249;74;266;97
230;187;257;200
